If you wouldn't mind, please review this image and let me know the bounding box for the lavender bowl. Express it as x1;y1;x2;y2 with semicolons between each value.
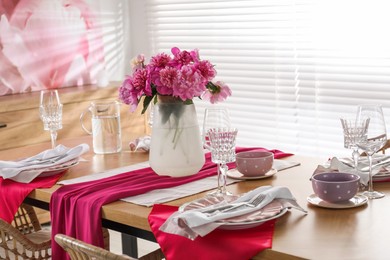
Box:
235;151;274;177
311;172;360;203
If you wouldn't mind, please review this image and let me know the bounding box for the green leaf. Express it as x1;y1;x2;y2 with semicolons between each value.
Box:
141;95;154;114
183;99;194;105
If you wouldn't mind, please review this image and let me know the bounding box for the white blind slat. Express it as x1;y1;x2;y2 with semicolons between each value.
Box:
134;0;390;157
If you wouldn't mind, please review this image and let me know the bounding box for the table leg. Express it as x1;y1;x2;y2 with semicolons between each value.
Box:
121;233;138;258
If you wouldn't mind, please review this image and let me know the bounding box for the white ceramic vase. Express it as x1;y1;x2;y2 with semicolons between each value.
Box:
149;96;205;177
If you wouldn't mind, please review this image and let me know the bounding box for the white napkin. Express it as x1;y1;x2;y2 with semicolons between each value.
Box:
129;135;151;152
313;157;388;185
160;186;307;240
0;144;89;183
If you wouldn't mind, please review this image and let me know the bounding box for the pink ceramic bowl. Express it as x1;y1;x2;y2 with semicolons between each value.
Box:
311;172;360;203
235;151;274;177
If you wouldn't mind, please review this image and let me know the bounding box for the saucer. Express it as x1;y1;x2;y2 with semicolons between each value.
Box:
227;168;277;180
307;194;368;209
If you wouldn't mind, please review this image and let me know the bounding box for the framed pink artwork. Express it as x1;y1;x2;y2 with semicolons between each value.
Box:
0;0;107;96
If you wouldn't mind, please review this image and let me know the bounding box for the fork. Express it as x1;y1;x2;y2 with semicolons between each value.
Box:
220;193;267;213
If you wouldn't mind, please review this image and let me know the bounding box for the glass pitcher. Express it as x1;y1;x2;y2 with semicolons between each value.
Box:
80;101;122;154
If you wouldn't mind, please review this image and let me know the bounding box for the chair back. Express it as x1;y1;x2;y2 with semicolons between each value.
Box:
55;234;135;260
0;204;51;259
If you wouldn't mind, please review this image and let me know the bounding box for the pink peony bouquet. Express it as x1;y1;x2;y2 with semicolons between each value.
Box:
119;47;232;114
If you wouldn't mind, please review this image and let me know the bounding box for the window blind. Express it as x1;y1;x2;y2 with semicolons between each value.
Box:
141;0;390;157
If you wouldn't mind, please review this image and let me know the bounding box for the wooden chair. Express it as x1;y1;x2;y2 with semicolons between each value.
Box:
379;139;390;154
55;234;165;260
0;204;51;259
0;204;112;260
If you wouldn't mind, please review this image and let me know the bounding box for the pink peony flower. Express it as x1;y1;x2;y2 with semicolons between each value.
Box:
202;81;232;104
119;68;152;112
119;47;231;113
196;60;216;81
150;53;171;69
172;65;205;101
170;47;195;68
131;54;145;72
156;67;179;95
119;79;138;112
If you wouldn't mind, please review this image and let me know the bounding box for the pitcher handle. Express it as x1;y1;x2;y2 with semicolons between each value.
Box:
80;108;92;135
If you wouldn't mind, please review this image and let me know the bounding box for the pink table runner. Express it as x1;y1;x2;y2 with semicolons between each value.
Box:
0;172;65;223
148;204;276;260
50;147;292;259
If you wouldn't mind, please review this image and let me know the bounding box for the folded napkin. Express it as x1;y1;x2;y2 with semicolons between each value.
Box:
160;186;307;240
50;147;293;260
0;144;89;183
149;204;276;260
313;156;390;185
129;135;151;152
0;171;65;223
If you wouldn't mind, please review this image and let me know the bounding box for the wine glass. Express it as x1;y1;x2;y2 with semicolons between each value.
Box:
202;108;231;150
356;105;387;199
340;117;369;170
39;90;63;149
207;127;238;197
202;108;231;195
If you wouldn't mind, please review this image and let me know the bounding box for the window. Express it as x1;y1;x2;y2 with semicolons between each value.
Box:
139;0;390;157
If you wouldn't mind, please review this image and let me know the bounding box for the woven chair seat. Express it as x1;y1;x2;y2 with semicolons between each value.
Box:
0;204;51;259
55;234;165;260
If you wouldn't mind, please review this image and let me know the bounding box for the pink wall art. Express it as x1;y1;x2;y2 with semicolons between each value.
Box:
0;0;107;96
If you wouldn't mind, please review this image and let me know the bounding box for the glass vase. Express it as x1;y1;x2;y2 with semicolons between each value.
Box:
149;96;205;177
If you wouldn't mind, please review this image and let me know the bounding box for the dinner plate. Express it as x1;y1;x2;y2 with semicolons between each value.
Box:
25;158;79;177
227;168;277;180
217;208;288;230
307;194;368;209
180;195;288;230
373;170;390;182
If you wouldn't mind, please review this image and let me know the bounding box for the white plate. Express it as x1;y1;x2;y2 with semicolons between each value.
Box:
24;158;79;177
373;170;390;182
217;208;288;230
227;168;277;180
180;195;288;230
307;194;368;209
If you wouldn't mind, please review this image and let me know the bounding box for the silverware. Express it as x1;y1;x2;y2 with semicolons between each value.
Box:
221;193;266;213
204;193;267;216
361;158;390;171
200;202;247;214
339;156;390;172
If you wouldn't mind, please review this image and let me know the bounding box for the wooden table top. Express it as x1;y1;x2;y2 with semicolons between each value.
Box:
2;137;389;260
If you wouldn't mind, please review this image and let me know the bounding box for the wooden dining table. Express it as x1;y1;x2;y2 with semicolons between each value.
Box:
2;135;390;260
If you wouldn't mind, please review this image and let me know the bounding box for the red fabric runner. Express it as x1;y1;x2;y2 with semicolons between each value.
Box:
148;204;276;260
0;172;65;223
50;147;292;259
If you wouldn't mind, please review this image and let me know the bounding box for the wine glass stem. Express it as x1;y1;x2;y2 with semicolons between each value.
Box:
352;147;359;170
50;130;57;149
219;163;228;194
216;163;222;192
367;154;374;193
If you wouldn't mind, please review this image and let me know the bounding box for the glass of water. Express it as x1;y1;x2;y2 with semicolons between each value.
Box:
39;90;63;149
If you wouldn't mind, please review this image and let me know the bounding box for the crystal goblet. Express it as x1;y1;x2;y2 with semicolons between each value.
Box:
340;117;369;170
356;105;387;199
202;108;231;150
202;108;231;194
39;90;63;149
207;127;238;197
